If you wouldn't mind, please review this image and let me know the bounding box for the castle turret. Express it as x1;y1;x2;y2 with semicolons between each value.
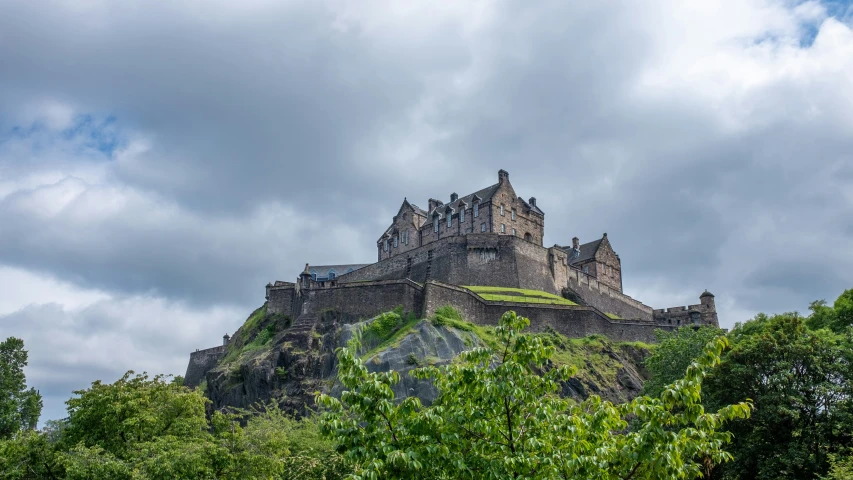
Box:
265;282;272;300
223;334;230;345
299;263;312;289
699;290;719;327
700;290;715;308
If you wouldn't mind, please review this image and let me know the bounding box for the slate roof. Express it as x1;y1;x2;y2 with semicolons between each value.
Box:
518;197;544;216
410;203;427;217
559;239;602;265
307;264;370;280
428;183;501;218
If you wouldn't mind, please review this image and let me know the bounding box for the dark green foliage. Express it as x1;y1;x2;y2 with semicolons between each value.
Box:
806;288;853;333
0;372;350;479
706;310;853;480
430;304;473;331
364;311;402;343
318;310;751;479
0;337;42;439
643;325;725;398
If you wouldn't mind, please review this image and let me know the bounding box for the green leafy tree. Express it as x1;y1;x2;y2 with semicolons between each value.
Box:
705;312;853;480
806;289;853;333
643;325;725;398
318;311;751;479
0;337;43;439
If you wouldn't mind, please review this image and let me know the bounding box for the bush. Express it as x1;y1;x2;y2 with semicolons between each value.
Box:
431;305;473;331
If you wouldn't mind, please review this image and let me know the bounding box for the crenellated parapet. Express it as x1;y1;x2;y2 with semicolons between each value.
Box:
652;290;718;327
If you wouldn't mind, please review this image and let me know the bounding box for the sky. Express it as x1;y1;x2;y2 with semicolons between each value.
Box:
1;0;852;423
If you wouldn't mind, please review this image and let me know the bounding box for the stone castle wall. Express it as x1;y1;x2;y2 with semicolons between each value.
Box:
185;345;226;388
422;281;672;343
340;233;655;319
267;285;296;315
566;269;654;321
300;279;424;323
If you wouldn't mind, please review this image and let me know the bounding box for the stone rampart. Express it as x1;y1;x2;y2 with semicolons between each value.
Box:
566;269;654;321
267;284;296;316
338;234;564;294
301;279;424;323
422;281;672;343
653;303;717;327
185;345;226;388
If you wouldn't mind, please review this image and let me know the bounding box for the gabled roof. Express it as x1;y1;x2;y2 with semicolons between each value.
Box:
559;239;602;265
427;183;500;218
518;197;544;216
398;198;427;218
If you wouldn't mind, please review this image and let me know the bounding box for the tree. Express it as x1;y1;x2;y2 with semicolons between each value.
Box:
318;311;751;479
705;312;853;480
806;289;853;333
0;337;42;439
643;325;725;398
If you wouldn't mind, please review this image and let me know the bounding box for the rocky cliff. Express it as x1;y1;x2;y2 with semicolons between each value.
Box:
188;303;653;415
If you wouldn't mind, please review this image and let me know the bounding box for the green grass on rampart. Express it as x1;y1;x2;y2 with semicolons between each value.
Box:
462;286;577;306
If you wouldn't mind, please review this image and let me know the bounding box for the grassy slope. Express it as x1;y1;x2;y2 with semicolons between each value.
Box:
463;286;577;306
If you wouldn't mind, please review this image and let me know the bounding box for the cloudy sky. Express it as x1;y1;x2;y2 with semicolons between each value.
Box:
2;0;852;423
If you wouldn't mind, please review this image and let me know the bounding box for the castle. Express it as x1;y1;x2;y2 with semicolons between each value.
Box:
186;170;718;387
269;169;717;331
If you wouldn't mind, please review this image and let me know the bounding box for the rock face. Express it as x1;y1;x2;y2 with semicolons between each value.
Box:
195;304;652;416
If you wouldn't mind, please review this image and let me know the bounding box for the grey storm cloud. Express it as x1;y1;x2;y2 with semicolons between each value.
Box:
1;0;852;422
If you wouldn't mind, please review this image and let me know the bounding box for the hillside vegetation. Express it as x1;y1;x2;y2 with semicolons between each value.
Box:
464;285;578;305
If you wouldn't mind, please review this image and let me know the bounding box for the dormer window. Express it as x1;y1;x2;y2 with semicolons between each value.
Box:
434;217;439;232
311;272;318;281
447;214;452;228
328;271;336;280
474;201;479;217
384;240;389;251
460;208;465;223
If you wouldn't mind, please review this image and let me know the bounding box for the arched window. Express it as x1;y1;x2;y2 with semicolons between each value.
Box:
524;232;532;242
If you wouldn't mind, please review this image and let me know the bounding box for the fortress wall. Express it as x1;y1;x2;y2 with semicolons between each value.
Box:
423;281;671;343
652;303;717;327
460;235;521;288
511;238;562;294
305;280;424;323
267;286;295;316
338;234;564;294
567;269;654;321
184;345;226;388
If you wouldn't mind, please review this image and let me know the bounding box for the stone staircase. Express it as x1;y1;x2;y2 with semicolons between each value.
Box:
281;297;318;350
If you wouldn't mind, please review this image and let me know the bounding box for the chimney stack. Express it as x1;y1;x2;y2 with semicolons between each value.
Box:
572;237;580;250
529;197;536;207
498;169;509;183
450;192;459;202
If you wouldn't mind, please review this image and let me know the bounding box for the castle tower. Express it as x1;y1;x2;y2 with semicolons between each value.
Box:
700;290;719;327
